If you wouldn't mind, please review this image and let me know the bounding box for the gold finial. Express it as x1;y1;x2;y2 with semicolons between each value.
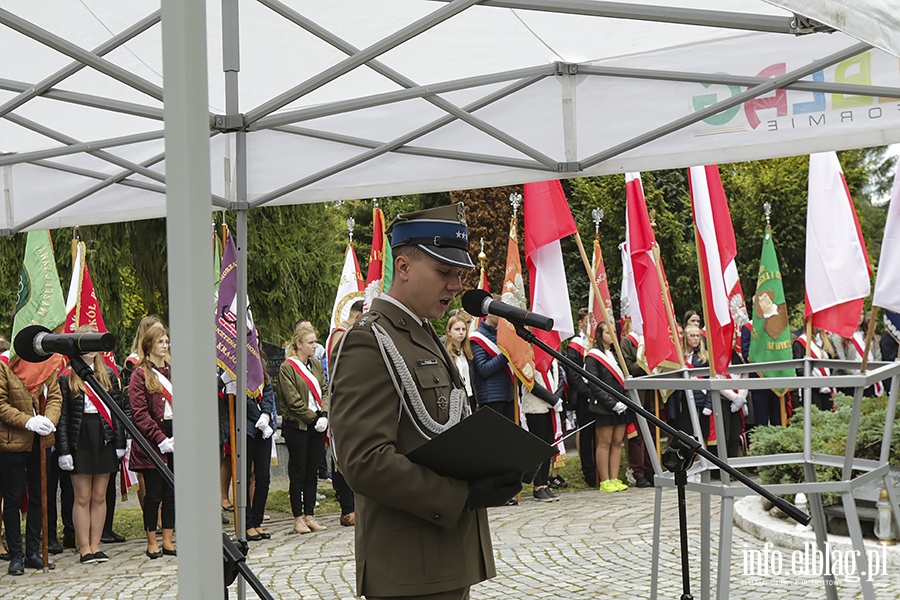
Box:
763;201;772;226
509;191;522;220
347;217;355;243
478;237;486;263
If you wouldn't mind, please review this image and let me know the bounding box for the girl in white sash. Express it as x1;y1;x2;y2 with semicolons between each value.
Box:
277;324;329;535
57;325;125;564
127;323;176;559
585;322;630;493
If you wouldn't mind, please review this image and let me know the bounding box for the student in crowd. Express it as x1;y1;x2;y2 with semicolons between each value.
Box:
56;325;125;564
585;321;629;493
245;352;276;542
128;323;176;559
564;309;596;487
471;306;515;421
278;324;329;535
444;313;476;413
521;360;564;502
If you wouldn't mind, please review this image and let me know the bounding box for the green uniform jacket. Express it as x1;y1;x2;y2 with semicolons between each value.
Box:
276;356;328;430
0;361;63;451
330;298;495;598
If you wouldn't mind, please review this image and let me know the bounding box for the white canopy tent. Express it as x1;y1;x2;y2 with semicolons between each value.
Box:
1;1;899;597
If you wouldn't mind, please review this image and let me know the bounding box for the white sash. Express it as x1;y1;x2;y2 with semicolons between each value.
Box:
586;348;625;387
469;330;515;381
286;357;322;410
152;366;174;404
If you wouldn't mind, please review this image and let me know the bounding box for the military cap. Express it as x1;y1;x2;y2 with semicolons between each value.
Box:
387;202;475;270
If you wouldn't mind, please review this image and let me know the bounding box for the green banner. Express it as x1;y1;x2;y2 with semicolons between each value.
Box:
749;226;794;388
11;230;67;359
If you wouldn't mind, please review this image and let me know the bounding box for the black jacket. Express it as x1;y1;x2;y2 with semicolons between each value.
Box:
585;348;625;416
57;366;126;455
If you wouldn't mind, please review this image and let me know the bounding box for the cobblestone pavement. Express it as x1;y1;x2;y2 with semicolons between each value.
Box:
4;484;899;599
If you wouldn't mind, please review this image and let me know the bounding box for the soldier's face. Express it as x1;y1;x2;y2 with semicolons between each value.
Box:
402;253;464;320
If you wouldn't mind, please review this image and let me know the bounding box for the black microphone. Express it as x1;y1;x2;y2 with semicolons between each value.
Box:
462;289;554;332
14;325;116;363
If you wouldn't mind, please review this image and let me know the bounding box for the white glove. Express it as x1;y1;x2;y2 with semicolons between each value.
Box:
260;424;274;439
819;387;832;395
314;417;328;433
58;454;74;471
158;437;175;454
702;408;713;416
116;448;126;460
25;415;56;436
255;413;270;431
730;396;747;413
552;399;564;413
612;402;627;415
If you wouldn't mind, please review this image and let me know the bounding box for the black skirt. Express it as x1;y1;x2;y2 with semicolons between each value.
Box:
72;413;118;475
592;413;629;427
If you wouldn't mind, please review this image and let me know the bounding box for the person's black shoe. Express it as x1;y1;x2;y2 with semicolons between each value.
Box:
8;557;24;575
93;551;110;563
502;498;518;506
245;531;263;541
0;552;10;561
548;475;568;489
63;533;76;549
146;549;163;559
80;553;97;564
48;540;63;555
24;554;54;569
533;487;557;502
162;547;177;556
101;531;126;544
636;476;653;488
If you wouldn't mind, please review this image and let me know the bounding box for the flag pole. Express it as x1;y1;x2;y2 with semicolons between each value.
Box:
860;305;879;372
652;245;685;365
40;394;50;571
692;221;717;379
573;230;627;371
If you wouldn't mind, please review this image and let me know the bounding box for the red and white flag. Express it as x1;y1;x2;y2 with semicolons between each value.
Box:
873;163;900;313
688;164;746;374
524;181;577;373
589;234;613;336
626;173;681;371
330;243;364;330
805;152;871;338
65;241;118;376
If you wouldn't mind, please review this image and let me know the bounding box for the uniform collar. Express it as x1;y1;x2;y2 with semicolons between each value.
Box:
382;293;425;326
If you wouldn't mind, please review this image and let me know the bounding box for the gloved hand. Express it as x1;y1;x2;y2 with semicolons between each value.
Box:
463;470;523;511
314;417;328;433
702;408;713;416
25;415;56;436
819;387;832;395
255;413;270;431
158;437;175;454
552;398;564;413
730;396;747;413
612;401;627;415
116;448;126;460
58;454;74;471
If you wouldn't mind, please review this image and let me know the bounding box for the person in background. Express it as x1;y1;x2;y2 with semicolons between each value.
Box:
564;309;596;487
56;325;125;564
244;352;276;542
883;311;900;395
444;313;476;413
128;323;176;559
471;305;515;421
278;324;329;535
718;340;748;459
791;327;835;412
585;321;629;493
100;356;129;545
0;337;7;561
0;341;63;574
521;359;564;502
679;325;712;440
620;325;654;488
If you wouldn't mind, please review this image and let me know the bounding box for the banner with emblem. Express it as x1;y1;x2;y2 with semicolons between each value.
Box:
215;228;265;397
331;243;365;330
11;230;67;393
496;217;535;391
65;240;118;375
364;205;393;308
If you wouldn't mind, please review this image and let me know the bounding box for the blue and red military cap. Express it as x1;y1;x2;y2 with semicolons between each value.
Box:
387;202;476;270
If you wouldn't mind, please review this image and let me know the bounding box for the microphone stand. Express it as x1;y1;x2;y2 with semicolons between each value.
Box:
66;354;274;600
513;324;809;600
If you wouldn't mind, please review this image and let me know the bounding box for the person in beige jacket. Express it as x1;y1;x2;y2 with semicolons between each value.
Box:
331;203;521;600
0;359;63;574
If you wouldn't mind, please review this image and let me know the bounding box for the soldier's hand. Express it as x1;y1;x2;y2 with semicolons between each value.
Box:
463;470;522;511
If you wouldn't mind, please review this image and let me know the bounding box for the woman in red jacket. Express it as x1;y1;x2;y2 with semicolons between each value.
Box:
128;323;176;559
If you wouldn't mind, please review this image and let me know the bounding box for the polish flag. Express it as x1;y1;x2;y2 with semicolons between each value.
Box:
589;235;614;335
626;173;681;371
805;152;871;337
65;241;119;375
524;181;577;373
873;163;900;313
689;165;744;374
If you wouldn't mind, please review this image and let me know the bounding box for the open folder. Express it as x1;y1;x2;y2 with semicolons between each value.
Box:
407;407;558;481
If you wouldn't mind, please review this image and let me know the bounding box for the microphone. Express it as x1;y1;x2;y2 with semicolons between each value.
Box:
462;289;554;332
14;325;116;363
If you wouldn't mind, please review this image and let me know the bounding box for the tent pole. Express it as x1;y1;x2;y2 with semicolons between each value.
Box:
161;1;223;598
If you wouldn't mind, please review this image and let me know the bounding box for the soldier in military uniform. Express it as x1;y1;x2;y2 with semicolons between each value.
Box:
330;203;521;600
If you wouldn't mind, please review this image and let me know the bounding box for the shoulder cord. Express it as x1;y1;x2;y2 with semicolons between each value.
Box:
372;322;464;438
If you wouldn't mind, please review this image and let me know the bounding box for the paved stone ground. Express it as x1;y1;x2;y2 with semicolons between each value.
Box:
3;483;899;599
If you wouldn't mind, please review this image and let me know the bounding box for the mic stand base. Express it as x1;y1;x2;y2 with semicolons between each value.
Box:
662;437;697;600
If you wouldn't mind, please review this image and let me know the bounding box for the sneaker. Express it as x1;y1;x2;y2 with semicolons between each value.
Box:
503;497;519;506
611;478;628;491
636;476;653;488
548;476;568;490
599;480;619;493
533;487;555;502
48;540;63;555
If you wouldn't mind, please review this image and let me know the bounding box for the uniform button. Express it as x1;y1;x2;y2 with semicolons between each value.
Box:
433;514;440;520
433;376;439;383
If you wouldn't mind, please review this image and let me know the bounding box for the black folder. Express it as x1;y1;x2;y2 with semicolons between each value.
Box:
407;407;558;481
